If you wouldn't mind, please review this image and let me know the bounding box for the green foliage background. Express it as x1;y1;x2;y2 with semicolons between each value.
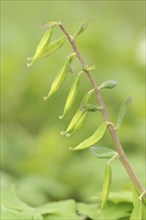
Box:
1;0;145;206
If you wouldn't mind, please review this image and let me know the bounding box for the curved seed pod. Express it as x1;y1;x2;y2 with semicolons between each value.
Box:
130;199;143;220
61;109;84;136
101;163;112;209
59;73;81;119
66;112;88;137
61;90;93;136
41;37;66;58
99;80;118;89
82;89;94;102
70;122;107;150
44;54;75;100
27;29;53;67
116;96;132;129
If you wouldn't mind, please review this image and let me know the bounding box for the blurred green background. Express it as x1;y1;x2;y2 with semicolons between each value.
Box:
1;0;145;206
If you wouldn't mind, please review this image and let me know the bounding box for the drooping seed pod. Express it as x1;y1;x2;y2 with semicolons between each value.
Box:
70;122;107;150
101;163;112;209
99;80;118;89
59;73;81;119
61;109;84;136
41;36;66;58
44;53;76;100
27;28;53;67
66;111;88;137
61;89;93;136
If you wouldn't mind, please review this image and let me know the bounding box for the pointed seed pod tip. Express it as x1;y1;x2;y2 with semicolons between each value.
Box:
61;131;65;136
43;97;48;101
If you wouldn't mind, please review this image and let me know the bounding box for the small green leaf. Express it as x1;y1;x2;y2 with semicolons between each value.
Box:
44;53;76;100
80;102;103;112
99;80;118;89
101;163;112;209
82;64;96;72
59;73;81;119
90;146;118;159
41;37;66;58
116;96;132;129
73;19;94;40
27;29;53;67
130;199;143;220
70;122;107;150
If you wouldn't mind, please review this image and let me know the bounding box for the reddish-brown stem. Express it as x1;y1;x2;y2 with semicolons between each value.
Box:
59;23;145;197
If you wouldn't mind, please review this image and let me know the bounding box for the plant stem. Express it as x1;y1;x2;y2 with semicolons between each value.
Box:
59;23;145;197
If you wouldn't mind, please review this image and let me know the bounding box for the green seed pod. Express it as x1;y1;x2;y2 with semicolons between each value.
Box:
101;163;112;209
27;29;53;67
130;199;143;220
70;122;107;150
59;73;81;119
61;90;93;136
44;54;75;100
61;109;84;136
66;112;88;137
41;37;66;58
99;80;118;89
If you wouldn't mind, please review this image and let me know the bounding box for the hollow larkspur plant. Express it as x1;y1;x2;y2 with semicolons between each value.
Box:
27;20;146;218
